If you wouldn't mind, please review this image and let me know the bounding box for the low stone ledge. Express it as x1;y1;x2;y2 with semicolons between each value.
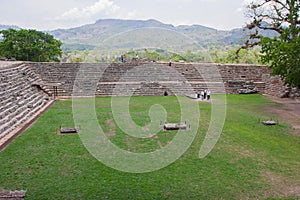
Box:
163;123;187;130
0;189;26;199
59;127;79;134
262;121;277;126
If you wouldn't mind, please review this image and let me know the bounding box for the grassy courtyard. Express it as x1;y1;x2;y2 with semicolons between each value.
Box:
0;95;299;199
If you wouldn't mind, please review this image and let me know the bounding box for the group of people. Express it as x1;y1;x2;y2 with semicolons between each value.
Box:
101;54;128;63
120;54;127;63
195;89;211;101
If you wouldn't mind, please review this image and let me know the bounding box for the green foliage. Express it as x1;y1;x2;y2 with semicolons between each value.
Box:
261;30;300;87
181;50;205;62
0;28;62;62
69;56;84;63
62;47;262;64
142;48;161;61
243;0;300;87
212;48;261;64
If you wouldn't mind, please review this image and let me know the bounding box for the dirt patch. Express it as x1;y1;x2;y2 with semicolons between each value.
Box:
125;136;133;152
264;95;300;135
157;140;163;149
58;98;70;101
227;143;255;159
105;119;116;137
261;170;300;198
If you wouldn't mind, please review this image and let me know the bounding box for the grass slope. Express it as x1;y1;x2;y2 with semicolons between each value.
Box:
0;95;299;199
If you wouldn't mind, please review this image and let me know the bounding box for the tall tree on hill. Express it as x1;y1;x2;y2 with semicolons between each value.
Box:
0;28;62;62
238;0;300;87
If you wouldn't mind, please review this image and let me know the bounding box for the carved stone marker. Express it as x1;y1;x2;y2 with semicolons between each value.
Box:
0;189;26;199
262;121;277;126
164;123;187;130
60;127;78;134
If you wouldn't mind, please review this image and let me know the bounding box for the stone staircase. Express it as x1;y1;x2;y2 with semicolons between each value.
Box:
28;62;80;97
22;64;54;96
73;62;227;96
0;62;52;145
27;62;269;97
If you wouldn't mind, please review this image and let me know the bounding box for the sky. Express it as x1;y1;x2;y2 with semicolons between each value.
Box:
0;0;251;31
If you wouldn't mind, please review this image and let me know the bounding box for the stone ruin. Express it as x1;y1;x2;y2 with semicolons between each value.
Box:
163;122;188;130
227;80;258;94
59;127;79;134
262;120;277;126
0;61;291;150
0;189;26;200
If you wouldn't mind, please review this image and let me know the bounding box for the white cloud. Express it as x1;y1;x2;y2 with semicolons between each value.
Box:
0;0;248;30
126;11;137;19
236;7;243;12
243;0;255;5
55;0;120;26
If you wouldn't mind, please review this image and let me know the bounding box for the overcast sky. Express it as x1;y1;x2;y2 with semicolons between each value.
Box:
0;0;250;31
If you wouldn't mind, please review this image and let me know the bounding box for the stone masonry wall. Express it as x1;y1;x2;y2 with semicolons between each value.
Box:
0;62;51;144
262;73;286;97
27;62;285;97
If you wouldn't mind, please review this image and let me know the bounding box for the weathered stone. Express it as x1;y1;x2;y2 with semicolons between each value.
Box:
238;88;258;94
60;127;78;134
262;121;277;126
0;189;26;199
164;123;187;130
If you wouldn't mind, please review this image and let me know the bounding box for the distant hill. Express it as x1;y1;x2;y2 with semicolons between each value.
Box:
50;19;250;52
0;24;20;30
1;19;277;52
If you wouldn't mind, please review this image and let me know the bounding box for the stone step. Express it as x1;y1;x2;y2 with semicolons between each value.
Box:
0;81;31;95
0;96;48;140
0;62;51;140
0;67;22;76
0;104;19;120
0;95;37;126
20;62;271;98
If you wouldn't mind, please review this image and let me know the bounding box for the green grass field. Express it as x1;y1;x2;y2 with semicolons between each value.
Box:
0;95;299;199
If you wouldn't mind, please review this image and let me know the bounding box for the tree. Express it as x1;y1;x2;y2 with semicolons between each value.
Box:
214;48;261;64
239;0;300;87
0;28;62;62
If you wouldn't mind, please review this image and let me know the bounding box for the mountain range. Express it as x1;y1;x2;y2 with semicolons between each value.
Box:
50;19;249;52
0;24;20;30
1;19;277;52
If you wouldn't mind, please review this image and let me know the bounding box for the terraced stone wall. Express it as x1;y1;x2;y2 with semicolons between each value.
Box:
27;62;285;97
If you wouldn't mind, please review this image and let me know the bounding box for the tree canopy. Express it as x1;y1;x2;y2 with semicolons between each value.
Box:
240;0;300;87
0;28;62;62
